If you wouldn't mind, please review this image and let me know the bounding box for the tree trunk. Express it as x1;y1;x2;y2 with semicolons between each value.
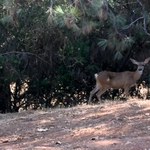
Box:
0;83;11;113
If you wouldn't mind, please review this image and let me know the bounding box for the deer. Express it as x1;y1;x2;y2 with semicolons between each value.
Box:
89;57;150;103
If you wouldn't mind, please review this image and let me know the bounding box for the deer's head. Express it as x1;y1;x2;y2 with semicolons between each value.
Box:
130;57;150;73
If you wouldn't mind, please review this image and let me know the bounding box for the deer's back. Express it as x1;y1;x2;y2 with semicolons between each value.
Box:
97;71;136;89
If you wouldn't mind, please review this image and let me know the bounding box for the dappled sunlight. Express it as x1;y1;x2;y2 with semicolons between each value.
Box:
39;119;54;124
1;99;150;149
10;81;29;95
92;139;121;147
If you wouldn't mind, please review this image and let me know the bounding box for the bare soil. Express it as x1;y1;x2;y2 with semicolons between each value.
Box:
0;98;150;150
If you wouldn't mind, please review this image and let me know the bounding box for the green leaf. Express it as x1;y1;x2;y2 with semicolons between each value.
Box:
115;15;126;27
55;6;65;15
98;39;108;51
114;51;123;60
121;37;134;51
0;15;12;24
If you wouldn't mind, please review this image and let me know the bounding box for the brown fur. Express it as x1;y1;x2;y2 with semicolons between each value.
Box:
89;57;150;102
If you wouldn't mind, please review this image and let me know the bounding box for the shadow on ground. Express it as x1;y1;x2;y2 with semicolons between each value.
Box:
0;98;150;150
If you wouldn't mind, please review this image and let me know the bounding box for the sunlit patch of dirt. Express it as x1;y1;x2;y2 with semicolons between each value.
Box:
1;98;150;149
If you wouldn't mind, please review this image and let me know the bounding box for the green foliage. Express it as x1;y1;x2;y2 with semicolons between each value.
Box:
109;13;126;29
0;0;150;112
98;39;108;51
98;36;135;59
121;37;135;50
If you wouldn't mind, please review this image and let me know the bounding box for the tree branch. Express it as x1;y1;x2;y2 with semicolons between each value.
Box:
0;51;51;66
143;15;150;36
137;0;150;36
122;0;150;36
122;16;144;30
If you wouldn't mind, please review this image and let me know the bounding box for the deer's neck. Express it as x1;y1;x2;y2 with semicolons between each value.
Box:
134;70;143;81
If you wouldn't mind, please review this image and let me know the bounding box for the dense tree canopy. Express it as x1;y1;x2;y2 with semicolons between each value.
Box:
0;0;150;113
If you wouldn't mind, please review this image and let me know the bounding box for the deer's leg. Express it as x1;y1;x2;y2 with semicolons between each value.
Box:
96;88;107;101
124;87;130;99
89;86;100;103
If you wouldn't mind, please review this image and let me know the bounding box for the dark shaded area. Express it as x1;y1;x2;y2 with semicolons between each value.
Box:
0;0;150;113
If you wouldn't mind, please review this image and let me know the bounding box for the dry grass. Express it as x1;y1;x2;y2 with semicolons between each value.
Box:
0;98;150;150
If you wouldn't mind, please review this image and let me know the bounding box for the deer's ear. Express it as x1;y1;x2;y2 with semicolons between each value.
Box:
144;57;150;64
130;58;139;65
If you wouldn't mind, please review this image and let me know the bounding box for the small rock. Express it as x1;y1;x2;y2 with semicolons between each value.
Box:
37;128;48;132
145;113;150;116
2;140;9;143
125;141;132;145
91;136;98;140
56;141;62;145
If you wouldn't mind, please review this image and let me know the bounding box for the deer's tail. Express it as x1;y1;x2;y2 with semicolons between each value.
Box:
94;73;98;79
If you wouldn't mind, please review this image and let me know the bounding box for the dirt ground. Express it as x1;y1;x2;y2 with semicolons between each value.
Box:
0;99;150;150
